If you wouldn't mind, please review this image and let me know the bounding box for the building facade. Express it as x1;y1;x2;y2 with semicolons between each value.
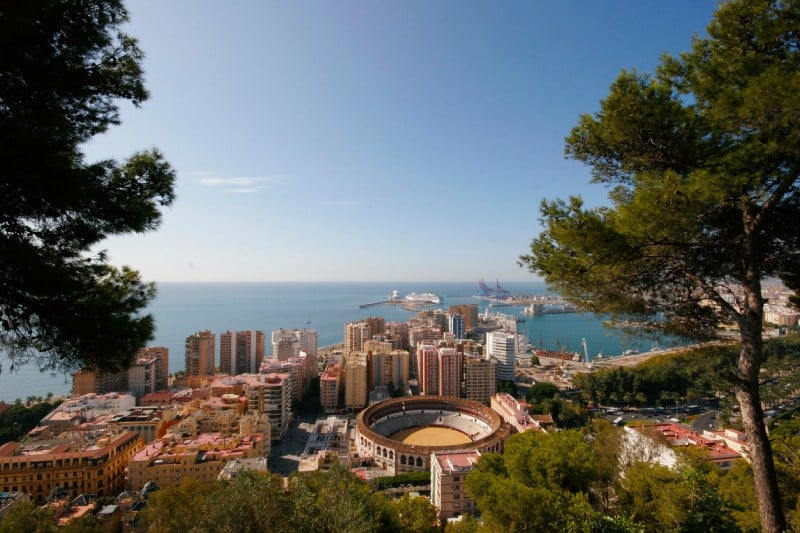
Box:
320;363;341;413
185;330;216;377
438;347;463;398
220;330;265;375
368;349;410;392
448;314;465;340
431;450;481;521
0;428;142;503
464;356;496;405
344;353;368;410
417;344;439;396
486;331;516;382
127;432;267;490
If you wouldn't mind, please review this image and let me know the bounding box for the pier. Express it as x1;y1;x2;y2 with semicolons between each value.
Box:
358;300;395;309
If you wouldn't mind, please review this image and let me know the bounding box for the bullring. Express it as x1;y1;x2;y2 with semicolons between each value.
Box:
354;396;511;474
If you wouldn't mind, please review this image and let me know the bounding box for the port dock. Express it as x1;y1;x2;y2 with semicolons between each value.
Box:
359;300;395;309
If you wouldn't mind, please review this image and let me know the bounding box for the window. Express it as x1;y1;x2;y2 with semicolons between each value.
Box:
453;476;460;482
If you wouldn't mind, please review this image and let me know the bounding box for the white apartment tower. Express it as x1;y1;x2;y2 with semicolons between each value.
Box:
271;329;317;369
448;314;465;340
486;331;516;382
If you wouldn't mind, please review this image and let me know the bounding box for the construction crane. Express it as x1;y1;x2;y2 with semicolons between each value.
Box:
478;277;511;299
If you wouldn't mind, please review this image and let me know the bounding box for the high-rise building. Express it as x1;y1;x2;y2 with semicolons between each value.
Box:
344;352;368;410
244;373;292;441
448;314;465;340
72;347;169;399
138;346;169;390
185;330;216;377
363;339;393;354
220;330;265;375
430;450;481;521
126;356;159;400
448;304;479;333
486;331;516;382
409;326;442;351
385;322;410;350
271;329;317;371
344;318;385;357
368;349;410;392
262;359;303;404
417;344;439;396
344;322;366;357
320;363;341;413
464;355;496;405
438;347;462;397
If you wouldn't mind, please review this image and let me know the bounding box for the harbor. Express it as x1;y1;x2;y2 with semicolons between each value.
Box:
359;290;442;311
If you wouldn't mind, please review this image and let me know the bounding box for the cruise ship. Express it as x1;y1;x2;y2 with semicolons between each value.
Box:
404;291;441;304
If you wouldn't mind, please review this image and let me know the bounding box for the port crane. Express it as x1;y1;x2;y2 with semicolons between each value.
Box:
478;277;511;299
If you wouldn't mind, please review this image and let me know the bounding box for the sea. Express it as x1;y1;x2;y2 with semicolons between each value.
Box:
0;281;662;403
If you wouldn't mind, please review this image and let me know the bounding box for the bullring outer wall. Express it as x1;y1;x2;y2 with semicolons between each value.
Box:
354;396;511;475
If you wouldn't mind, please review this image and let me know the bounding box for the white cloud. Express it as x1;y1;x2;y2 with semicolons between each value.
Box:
197;175;285;193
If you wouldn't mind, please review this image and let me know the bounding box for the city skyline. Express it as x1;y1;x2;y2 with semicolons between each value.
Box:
84;1;718;282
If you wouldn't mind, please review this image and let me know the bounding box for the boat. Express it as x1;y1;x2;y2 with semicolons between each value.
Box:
404;292;441;304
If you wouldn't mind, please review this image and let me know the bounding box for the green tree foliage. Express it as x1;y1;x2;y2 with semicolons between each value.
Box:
60;514;103;533
495;379;517;396
465;430;605;531
200;471;292;532
289;464;388;533
519;2;800;529
443;512;480;533
0;500;56;533
526;382;559;404
573;345;737;408
371;471;430;490
0;1;176;373
0;400;62;444
617;463;739;533
388;494;439;533
140;478;214;532
717;461;761;532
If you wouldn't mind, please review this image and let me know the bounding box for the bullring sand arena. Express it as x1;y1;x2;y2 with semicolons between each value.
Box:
390;426;472;446
355;396;512;474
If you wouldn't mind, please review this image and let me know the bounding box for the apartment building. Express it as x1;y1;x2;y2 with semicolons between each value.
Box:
417;344;439;396
448;304;479;333
491;393;549;433
486;331;516;381
127;431;267;490
185;330;216;377
448;314;465;339
430;450;481;521
320;363;341;413
0;428;142;503
220;330;265;375
463;356;496;405
367;349;409;392
438;347;462;397
344;352;368;410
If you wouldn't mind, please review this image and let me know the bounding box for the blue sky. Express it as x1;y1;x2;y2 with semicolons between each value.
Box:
84;0;719;283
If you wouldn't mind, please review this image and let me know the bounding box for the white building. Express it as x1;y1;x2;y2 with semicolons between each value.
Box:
486;331;516;381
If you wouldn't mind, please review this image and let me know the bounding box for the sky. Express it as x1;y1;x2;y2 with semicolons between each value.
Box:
84;0;720;283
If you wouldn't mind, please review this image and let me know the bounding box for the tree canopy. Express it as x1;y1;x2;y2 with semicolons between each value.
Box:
0;1;175;372
520;1;800;530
